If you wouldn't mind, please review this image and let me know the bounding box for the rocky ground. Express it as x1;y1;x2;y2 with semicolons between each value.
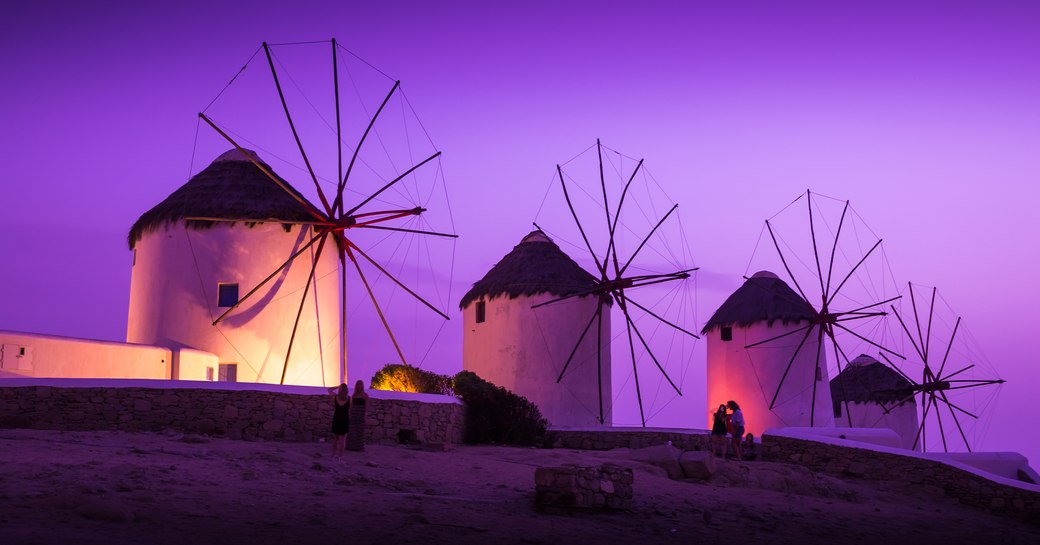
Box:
0;429;1036;544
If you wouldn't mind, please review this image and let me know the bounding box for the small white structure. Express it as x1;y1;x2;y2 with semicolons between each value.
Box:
461;231;611;427
0;330;217;381
703;271;835;437
127;149;342;386
831;354;920;451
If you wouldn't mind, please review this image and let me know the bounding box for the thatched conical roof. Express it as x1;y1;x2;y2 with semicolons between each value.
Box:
830;354;917;404
459;230;601;309
701;271;816;333
128;149;321;249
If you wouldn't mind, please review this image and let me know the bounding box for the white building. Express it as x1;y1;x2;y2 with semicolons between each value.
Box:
460;231;611;427
703;271;835;436
126;149;342;386
831;354;920;450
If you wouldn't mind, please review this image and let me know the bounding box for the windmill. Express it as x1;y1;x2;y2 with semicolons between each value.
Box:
183;39;456;384
713;190;903;433
533;140;699;427
880;283;1005;452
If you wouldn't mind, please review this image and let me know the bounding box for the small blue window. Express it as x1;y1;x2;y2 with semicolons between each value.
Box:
218;283;239;308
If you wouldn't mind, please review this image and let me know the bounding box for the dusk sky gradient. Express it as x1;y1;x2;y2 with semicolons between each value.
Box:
1;1;1038;462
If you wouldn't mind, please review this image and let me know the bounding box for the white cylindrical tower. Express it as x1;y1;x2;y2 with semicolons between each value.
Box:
703;271;835;437
127;149;342;386
831;354;920;450
461;231;611;427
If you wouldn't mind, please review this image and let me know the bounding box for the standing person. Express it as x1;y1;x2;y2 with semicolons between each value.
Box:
727;400;745;461
328;383;350;459
710;404;729;458
346;380;369;452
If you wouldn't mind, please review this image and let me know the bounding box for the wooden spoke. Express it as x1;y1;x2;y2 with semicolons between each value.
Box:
280;233;329;384
344;151;441;217
263;42;334;217
622;306;682;396
346;241;449;320
618;294;646;427
809;325;825;427
623;296;700;339
825;238;882;308
769;325;815;410
596;302;605;424
890;305;927;363
825;325;854;427
833;323;905;359
619;203;678;276
198;113;327;222
555;305;602;383
823;199;849;301
337;80;401;214
764;220;813;307
556;164;605;277
355;224;459;238
744;323;813;349
607;158;643;277
345;244;406;365
807;190;827;308
213;229;329;325
936;316;961;379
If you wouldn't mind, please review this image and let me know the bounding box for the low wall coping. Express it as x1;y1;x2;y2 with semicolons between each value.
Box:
0;378;462;405
765;427;1040;493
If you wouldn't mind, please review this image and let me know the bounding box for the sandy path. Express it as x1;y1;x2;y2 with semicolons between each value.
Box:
0;429;1036;544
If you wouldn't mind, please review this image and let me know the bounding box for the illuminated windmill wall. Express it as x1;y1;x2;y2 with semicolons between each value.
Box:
461;231;611;427
830;354;920;450
125;39;457;387
703;271;835;436
127;149;342;386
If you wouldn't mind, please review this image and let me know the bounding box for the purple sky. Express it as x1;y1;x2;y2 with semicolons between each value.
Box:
2;1;1038;462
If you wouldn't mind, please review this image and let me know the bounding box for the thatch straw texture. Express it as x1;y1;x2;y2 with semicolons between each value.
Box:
127;150;320;249
459;231;599;309
701;271;816;333
830;354;916;404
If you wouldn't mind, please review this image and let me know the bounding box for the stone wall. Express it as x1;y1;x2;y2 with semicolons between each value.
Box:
762;433;1040;524
535;464;634;510
546;427;711;451
0;384;464;446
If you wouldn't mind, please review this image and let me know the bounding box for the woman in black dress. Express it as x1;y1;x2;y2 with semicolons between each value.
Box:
710;404;729;458
328;383;350;458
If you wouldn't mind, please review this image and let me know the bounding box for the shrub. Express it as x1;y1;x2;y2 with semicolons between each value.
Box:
452;370;548;446
370;364;454;395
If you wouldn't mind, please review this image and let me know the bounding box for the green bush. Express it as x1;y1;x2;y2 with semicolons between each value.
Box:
370;364;454;395
452;370;548;446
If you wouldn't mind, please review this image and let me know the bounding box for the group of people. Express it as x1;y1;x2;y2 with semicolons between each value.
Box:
328;380;368;458
710;400;755;461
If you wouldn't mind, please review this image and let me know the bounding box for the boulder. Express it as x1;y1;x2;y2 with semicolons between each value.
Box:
679;450;716;480
629;444;683;480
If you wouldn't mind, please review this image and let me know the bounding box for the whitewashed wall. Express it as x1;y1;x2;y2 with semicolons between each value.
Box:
127;222;342;387
0;330;216;380
707;320;835;436
463;293;611;427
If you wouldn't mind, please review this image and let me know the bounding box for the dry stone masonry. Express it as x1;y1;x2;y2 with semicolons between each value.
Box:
547;428;711;451
763;433;1040;524
535;464;634;510
0;383;463;447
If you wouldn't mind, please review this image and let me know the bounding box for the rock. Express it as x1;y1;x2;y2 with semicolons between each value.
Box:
629;444;684;480
75;500;135;523
679;450;716;480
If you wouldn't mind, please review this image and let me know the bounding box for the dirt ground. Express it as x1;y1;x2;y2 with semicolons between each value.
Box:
0;429;1036;545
